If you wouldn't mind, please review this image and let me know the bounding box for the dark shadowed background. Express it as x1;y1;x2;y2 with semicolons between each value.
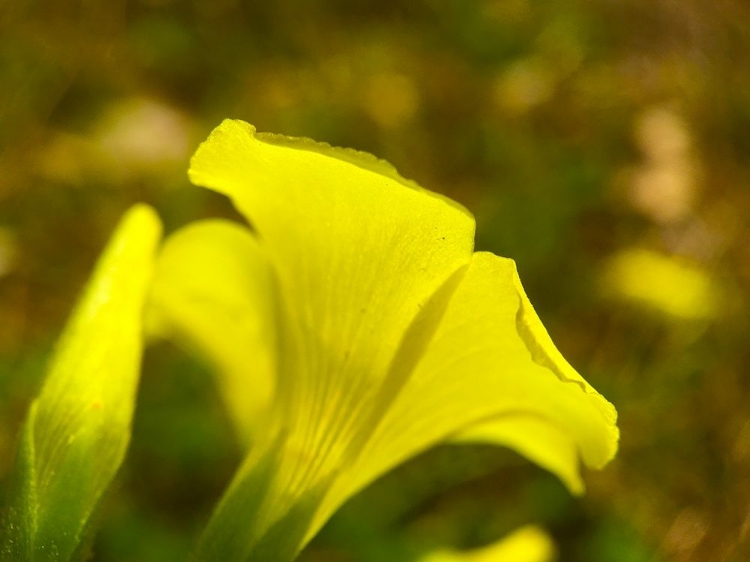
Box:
1;1;750;561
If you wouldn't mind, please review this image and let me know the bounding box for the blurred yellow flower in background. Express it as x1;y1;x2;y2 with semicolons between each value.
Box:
420;525;555;562
600;248;720;321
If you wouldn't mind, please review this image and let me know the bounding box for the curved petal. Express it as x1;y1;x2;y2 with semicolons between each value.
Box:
314;252;617;535
188;121;476;561
0;205;162;561
146;219;277;445
450;415;584;495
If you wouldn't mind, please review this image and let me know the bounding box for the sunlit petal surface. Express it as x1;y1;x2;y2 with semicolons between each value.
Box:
316;253;617;532
184;121;617;561
0;205;162;561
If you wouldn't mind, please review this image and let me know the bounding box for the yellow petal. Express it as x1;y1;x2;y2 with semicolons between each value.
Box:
188;121;476;560
450;416;584;495
420;525;556;562
147;219;277;444
316;252;617;532
0;205;162;561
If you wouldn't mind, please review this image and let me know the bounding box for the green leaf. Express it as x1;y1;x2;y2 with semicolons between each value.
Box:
0;205;162;562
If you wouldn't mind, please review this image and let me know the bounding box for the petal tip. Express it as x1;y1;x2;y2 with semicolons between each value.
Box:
188;119;475;224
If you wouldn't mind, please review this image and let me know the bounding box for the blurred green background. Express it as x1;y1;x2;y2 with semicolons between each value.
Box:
1;1;750;561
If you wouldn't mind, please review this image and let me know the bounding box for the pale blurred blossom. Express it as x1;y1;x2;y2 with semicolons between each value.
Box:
662;507;709;556
96;97;193;170
34;98;193;186
629;107;699;224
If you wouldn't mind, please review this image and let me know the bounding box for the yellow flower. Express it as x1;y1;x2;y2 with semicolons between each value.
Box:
600;248;720;321
149;120;619;561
